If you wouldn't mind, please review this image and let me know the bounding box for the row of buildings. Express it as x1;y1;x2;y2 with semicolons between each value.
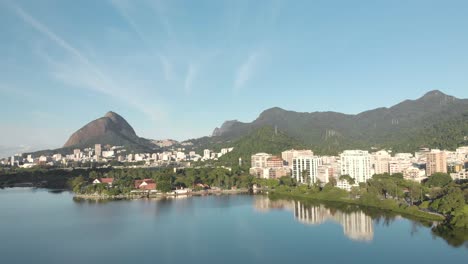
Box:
250;147;468;190
3;144;234;168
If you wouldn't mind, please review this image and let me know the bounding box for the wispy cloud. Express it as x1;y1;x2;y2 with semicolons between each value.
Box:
184;63;198;94
14;4;164;121
159;54;174;81
109;0;176;83
145;0;175;40
234;51;262;92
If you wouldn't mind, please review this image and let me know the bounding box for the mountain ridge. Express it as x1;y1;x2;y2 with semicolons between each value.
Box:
197;90;468;154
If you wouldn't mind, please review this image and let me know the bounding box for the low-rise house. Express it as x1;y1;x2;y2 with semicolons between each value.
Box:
93;178;114;186
134;179;157;190
451;170;468;180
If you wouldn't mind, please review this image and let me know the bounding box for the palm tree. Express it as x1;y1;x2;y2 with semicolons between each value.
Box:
301;170;309;185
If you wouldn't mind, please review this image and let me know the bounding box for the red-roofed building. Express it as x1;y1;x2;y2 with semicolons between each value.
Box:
134;179;157;190
266;156;284;168
93;178;114;186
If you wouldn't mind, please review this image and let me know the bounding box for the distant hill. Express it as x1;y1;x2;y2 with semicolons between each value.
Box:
216;126;305;167
27;112;158;157
62;111;156;152
188;90;468;154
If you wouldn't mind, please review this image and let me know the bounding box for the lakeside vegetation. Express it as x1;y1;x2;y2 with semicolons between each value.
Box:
0;166;256;195
252;173;468;229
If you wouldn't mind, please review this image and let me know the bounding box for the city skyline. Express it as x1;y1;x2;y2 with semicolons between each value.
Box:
1;0;468;156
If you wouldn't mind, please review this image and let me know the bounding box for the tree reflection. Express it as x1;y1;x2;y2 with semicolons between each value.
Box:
256;195;468;247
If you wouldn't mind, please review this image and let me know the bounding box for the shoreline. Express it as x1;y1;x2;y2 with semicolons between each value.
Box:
74;188;251;200
270;191;445;222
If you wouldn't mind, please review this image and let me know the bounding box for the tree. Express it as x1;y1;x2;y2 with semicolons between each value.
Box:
407;182;423;204
350;186;361;199
425;173;452;187
314;178;323;188
430;187;465;214
301;170;309;185
279;176;295;187
328;176;337;187
69;175;86;193
157;180;173;193
339;175;355;185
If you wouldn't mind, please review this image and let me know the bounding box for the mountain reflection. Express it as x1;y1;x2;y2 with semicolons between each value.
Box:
254;196;374;241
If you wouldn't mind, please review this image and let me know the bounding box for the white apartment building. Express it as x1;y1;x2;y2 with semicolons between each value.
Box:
221;148;229;155
292;155;322;184
52;154;62;161
102;150;115;158
340;150;372;183
282;149;314;167
203;149;211;159
176;152;186;160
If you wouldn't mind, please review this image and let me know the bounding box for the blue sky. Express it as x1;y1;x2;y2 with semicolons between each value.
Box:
1;0;468;157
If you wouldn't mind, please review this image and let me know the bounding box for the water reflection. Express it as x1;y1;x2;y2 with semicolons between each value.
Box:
255;196;373;241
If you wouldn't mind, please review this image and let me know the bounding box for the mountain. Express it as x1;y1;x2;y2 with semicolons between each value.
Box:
189;90;468;154
212;120;241;137
62;111;156;152
216;126;305;167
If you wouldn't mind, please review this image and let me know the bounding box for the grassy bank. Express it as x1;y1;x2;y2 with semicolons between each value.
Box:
270;190;445;222
74;188;250;200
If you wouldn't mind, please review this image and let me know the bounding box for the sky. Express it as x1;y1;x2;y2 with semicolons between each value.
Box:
1;0;468;157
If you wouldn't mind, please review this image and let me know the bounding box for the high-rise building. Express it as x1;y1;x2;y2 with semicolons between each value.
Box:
371;150;390;175
426;150;447;176
317;165;334;184
250;153;290;179
292;155;321;184
203;149;211;159
73;149;81;160
282;149;314;167
95;144;102;158
251;153;272;168
340;150;372;183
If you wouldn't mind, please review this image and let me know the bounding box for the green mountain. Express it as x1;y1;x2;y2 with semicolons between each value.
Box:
188;90;468;154
215;126;305;166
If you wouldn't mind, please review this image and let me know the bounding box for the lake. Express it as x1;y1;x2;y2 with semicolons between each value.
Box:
0;188;466;264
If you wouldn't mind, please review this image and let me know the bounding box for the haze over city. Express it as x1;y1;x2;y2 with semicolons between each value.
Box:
1;0;468;156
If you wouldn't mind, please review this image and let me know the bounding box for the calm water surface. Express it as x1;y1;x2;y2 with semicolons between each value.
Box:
0;188;466;264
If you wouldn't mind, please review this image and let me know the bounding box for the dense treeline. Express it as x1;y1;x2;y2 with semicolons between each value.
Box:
258;173;468;229
1;166;257;195
62;166;256;195
0;167;109;189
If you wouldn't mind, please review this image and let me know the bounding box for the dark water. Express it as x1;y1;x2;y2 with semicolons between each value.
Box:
0;188;466;264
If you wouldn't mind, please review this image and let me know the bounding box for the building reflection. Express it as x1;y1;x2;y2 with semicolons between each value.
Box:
254;196;374;241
